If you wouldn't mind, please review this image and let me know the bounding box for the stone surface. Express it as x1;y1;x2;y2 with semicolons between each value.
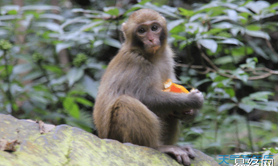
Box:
0;114;219;166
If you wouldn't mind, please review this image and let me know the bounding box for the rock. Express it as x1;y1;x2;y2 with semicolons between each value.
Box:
0;114;219;166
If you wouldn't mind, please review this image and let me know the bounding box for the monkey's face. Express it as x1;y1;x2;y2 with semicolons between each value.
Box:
135;21;163;54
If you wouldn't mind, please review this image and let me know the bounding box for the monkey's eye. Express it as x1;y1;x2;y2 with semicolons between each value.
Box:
151;25;158;31
138;27;146;34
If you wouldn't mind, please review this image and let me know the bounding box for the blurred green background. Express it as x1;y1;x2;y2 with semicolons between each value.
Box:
1;0;278;164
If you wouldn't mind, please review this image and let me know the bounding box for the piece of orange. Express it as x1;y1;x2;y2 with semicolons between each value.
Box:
163;79;189;93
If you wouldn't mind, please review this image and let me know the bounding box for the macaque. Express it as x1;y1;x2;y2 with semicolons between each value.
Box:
93;8;204;166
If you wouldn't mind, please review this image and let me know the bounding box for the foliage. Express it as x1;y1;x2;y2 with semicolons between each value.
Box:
169;0;278;155
0;0;278;157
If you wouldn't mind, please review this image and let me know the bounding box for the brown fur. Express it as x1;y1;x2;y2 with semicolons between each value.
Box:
93;8;203;165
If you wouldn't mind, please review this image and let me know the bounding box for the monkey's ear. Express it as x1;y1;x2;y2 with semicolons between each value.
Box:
121;22;127;32
121;22;127;41
160;15;167;24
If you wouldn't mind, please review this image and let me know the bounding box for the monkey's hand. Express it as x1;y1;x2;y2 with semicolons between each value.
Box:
156;145;196;166
185;89;204;109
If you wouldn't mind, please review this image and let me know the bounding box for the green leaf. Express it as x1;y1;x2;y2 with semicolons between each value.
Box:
169;24;184;34
238;13;249;24
63;97;80;119
189;13;207;22
240;58;258;69
256;103;277;112
56;43;74;54
208;72;217;80
68;90;87;96
245;1;270;14
248;57;258;63
230;26;242;36
171;34;186;40
50;76;67;85
2;65;13;75
245;30;270;40
246;25;261;31
39;13;64;22
225;46;253;57
43;65;62;75
138;0;150;5
238;103;255;113
13;63;33;74
75;97;94;107
35;22;60;32
167;19;184;31
269;147;278;153
213;56;231;65
218;103;236;112
7;10;17;15
230;69;248;82
249;91;273;102
225;88;235;97
22;71;43;81
104;38;121;48
82;75;99;98
264;101;278;107
22;5;60;11
237;74;249;83
214;75;229;82
65;110;94;132
270;2;278;8
194;79;210;87
67;67;84;87
179;8;194;17
206;28;223;35
218;38;243;45
224;9;237;22
248;40;269;59
93;40;103;48
198;39;218;53
104;7;119;16
214;55;242;65
145;3;179;18
179;41;188;50
236;6;252;14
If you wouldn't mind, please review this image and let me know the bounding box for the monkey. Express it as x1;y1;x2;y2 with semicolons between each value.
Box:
93;8;204;166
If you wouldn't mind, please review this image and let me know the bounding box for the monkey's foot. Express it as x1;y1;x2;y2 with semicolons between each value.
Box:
156;145;196;166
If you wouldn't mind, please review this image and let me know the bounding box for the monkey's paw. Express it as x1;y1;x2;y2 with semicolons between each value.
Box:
156;145;196;166
188;89;204;109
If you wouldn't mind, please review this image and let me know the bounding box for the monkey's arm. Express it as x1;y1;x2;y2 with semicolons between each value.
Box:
140;88;203;114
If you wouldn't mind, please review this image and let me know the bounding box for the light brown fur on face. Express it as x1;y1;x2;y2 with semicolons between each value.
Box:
93;9;204;166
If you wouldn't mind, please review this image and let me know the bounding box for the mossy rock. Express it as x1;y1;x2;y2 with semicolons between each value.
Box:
0;114;219;166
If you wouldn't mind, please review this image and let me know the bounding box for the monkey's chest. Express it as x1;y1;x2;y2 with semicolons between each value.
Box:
156;60;173;83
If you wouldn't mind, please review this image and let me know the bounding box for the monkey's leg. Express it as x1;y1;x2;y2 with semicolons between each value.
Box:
108;95;161;148
108;95;195;166
158;116;196;166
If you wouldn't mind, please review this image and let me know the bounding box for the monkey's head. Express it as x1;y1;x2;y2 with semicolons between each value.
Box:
122;9;168;55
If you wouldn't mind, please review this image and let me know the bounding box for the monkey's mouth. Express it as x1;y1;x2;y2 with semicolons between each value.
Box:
152;45;160;51
146;45;160;54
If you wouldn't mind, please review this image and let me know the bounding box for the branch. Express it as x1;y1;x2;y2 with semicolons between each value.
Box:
265;39;278;58
196;43;219;70
183;43;278;81
176;63;278;81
